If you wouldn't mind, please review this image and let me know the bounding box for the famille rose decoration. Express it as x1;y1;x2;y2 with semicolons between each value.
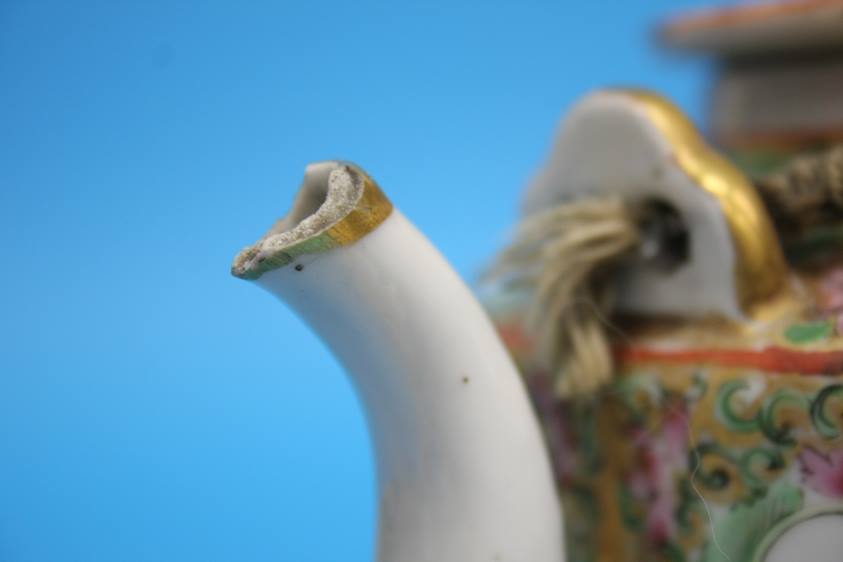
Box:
232;2;843;561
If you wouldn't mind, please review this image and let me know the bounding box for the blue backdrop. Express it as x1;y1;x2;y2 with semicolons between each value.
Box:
0;1;734;560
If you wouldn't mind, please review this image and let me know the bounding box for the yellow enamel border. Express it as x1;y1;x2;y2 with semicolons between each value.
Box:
622;89;789;315
232;164;393;280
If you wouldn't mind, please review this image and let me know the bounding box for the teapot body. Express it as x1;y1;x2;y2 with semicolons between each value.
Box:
484;6;843;559
493;263;843;561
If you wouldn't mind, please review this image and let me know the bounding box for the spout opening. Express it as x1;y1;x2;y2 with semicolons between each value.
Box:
231;161;392;280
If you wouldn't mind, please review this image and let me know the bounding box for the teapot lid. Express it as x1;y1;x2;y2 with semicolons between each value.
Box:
659;0;843;56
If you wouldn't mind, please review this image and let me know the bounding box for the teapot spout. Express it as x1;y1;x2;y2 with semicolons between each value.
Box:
232;162;564;562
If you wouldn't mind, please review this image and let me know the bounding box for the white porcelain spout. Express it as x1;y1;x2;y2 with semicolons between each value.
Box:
232;162;564;562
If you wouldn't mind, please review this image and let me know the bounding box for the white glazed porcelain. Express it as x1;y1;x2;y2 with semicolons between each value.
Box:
523;89;786;320
233;162;564;562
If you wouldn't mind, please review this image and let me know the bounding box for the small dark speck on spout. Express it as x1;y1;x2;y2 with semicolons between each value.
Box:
461;375;470;384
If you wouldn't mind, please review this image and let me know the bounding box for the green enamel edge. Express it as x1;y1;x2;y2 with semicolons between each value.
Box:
751;504;843;562
234;233;338;280
784;321;833;345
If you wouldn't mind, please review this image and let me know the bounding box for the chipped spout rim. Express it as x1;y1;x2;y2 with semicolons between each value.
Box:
231;161;393;280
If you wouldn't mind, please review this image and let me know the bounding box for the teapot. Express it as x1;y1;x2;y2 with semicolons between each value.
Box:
231;4;843;561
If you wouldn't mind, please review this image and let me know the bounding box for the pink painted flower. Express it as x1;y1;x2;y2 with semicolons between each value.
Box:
627;402;690;545
817;267;843;333
799;446;843;497
526;375;578;486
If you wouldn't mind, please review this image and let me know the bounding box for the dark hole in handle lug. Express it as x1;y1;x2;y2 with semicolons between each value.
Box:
638;199;690;273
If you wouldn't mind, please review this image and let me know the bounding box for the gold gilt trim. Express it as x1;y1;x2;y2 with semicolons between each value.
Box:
621;89;789;316
326;168;393;246
231;164;393;280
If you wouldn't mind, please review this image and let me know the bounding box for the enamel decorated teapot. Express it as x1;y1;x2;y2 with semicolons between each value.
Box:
231;3;843;561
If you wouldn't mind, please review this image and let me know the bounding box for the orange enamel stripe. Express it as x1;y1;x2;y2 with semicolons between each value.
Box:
618;346;843;375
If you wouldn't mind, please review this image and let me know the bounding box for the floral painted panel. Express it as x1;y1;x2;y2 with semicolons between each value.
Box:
524;367;843;562
490;264;843;562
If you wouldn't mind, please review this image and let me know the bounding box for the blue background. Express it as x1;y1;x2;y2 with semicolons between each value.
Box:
0;1;734;560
